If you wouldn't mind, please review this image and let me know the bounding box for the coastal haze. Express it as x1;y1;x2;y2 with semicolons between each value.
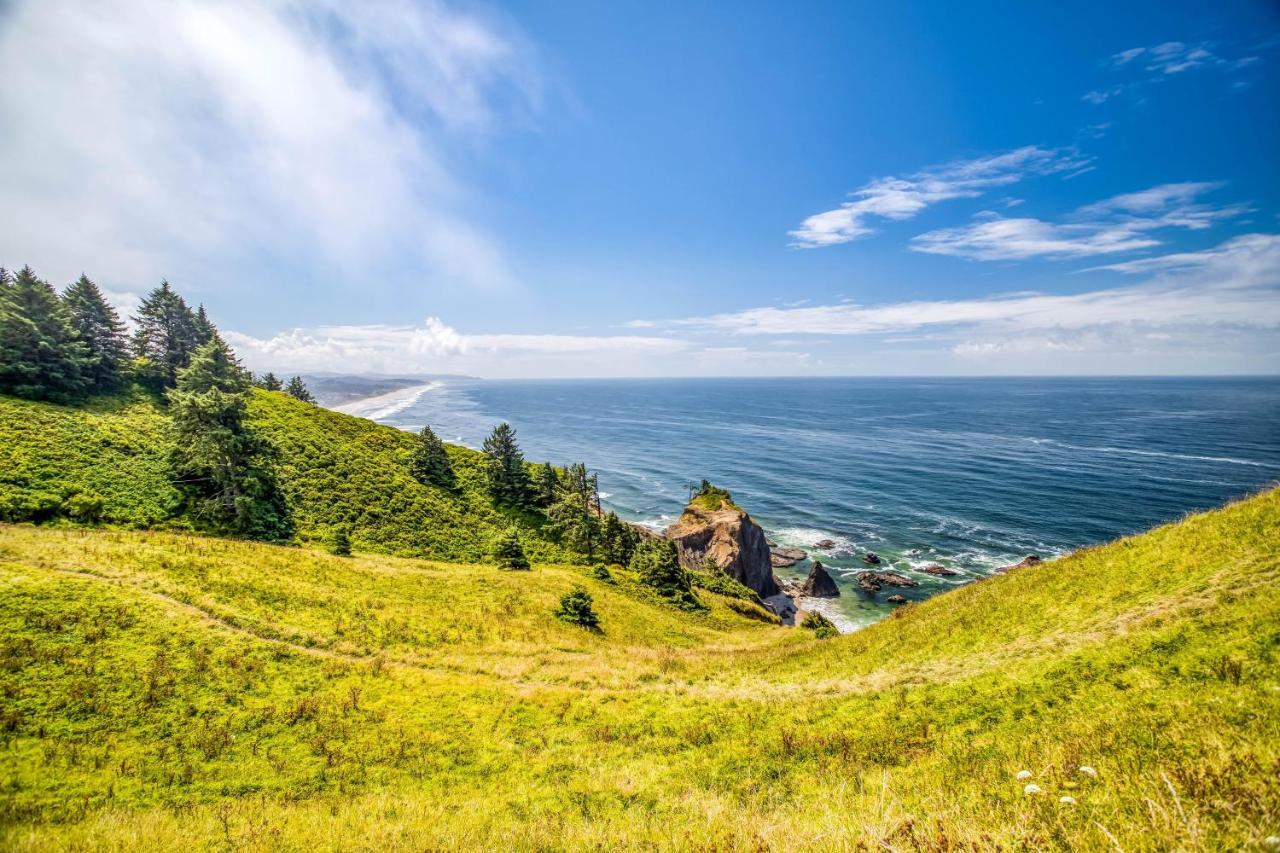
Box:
335;375;1280;631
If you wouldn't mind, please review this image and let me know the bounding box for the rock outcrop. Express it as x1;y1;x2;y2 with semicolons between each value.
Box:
800;560;840;597
998;555;1042;573
921;563;958;576
814;538;836;549
666;502;780;598
886;594;907;604
863;552;882;565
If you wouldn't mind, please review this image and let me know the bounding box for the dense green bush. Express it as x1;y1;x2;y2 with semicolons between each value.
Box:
801;611;837;639
629;538;704;611
554;586;600;628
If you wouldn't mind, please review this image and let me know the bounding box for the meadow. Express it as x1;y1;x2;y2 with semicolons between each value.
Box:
1;486;1276;850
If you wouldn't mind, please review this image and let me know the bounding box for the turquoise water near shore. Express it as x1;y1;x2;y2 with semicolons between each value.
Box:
354;377;1280;630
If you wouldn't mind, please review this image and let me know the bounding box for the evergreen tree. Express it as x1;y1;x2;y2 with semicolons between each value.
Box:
492;526;530;570
533;463;560;507
410;425;455;489
0;266;91;401
547;462;600;559
482;422;531;506
600;511;639;566
255;372;283;391
63;274;129;391
331;526;352;557
192;304;220;346
554;587;600;628
284;375;315;403
629;538;702;610
167;338;291;539
132;280;200;388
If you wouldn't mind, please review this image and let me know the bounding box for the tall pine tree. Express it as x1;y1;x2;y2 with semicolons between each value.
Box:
167;338;291;539
482;422;531;506
410;425;455;489
533;463;560;507
0;266;91;401
192;304;220;346
132;280;200;388
63;275;129;392
255;371;283;391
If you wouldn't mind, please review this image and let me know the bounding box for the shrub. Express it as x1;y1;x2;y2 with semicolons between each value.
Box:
555;587;600;628
629;539;703;611
493;527;530;570
590;563;615;584
691;560;762;604
725;598;781;624
61;491;105;522
801;611;838;639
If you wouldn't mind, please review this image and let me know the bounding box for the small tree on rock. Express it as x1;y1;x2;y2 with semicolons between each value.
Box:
492;526;530;570
555;587;600;629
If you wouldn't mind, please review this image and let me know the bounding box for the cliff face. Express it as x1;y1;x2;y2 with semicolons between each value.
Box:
665;502;780;598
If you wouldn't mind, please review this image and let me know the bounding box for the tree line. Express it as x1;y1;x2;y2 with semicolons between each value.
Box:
0;265;314;403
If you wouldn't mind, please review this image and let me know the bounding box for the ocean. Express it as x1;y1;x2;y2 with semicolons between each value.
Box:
344;377;1280;631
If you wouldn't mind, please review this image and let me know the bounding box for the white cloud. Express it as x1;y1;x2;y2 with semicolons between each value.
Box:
226;317;689;376
1086;40;1266;105
911;182;1248;261
787;146;1090;248
0;0;539;294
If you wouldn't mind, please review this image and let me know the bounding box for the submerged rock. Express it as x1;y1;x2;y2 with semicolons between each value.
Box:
769;547;807;568
921;563;958;576
814;538;836;550
863;552;882;565
855;570;919;594
800;560;840;597
667;502;780;598
886;594;907;604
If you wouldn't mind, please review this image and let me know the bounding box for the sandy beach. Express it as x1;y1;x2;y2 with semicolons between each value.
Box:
332;382;439;421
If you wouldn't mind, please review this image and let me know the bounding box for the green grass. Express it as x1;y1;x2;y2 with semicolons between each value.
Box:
0;389;578;564
0;488;1276;850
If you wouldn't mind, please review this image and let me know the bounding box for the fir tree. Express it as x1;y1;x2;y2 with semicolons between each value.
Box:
132;280;200;388
192;304;220;346
410;425;455;489
629;538;702;610
547;462;600;559
331;526;352;557
255;372;283;391
63;274;129;391
554;587;600;628
167;338;291;539
482;422;531;506
492;526;530;570
600;511;639;566
0;266;91;401
284;376;315;403
533;463;560;507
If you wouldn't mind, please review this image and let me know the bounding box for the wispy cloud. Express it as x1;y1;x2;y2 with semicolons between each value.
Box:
1084;39;1267;103
910;182;1248;261
787;146;1090;249
0;0;541;293
668;233;1280;341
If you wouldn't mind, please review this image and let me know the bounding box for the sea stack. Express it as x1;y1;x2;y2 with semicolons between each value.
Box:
665;491;780;598
800;560;840;597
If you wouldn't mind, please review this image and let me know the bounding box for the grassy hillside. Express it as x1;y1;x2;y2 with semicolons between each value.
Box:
0;390;577;564
0;489;1276;850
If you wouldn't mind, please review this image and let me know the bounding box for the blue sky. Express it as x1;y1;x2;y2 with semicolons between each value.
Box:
1;0;1277;376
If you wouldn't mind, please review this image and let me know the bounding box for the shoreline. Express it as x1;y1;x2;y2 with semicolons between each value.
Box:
332;382;439;421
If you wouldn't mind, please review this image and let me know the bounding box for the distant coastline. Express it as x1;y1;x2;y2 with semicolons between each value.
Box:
332;383;440;421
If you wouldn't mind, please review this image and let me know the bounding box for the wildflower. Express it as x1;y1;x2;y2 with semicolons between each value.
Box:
1016;769;1033;780
1023;783;1042;795
1059;796;1077;805
1078;765;1098;778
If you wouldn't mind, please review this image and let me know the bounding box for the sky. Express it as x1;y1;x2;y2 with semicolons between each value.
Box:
1;0;1278;377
